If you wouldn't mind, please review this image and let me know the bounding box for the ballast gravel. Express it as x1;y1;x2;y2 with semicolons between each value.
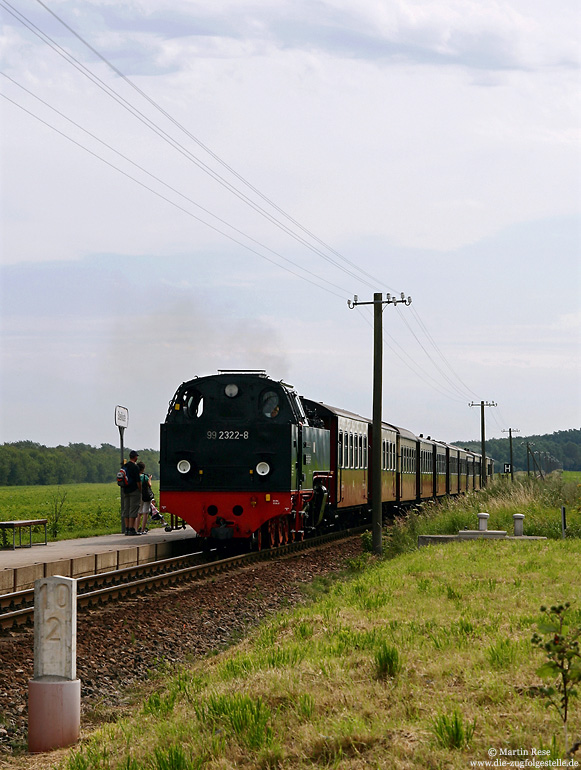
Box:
0;537;362;755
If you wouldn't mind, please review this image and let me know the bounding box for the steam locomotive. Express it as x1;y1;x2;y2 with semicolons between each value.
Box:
159;371;493;549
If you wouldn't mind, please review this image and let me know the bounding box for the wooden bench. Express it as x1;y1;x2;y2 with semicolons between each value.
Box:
0;519;48;550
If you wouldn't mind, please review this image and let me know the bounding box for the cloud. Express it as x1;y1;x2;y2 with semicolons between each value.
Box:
5;0;578;77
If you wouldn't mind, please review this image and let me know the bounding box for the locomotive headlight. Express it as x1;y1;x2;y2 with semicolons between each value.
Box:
177;460;191;474
256;461;270;476
224;383;239;398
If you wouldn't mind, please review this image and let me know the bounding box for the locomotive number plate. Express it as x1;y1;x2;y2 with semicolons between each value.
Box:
207;430;250;440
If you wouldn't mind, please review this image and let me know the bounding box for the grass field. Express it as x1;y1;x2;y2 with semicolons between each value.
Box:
1;475;580;768
0;482;160;542
0;472;578;545
31;537;579;770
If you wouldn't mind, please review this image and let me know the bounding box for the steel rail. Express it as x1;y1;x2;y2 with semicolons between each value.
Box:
0;527;366;630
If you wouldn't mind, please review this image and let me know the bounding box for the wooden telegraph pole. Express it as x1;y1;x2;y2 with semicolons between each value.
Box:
348;292;412;555
469;401;497;487
501;427;520;481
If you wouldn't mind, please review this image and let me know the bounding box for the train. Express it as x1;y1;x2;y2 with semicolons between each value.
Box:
159;370;493;549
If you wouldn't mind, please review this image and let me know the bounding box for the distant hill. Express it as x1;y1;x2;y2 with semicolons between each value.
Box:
451;428;580;472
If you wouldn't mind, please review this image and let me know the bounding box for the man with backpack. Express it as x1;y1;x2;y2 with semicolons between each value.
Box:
120;450;141;536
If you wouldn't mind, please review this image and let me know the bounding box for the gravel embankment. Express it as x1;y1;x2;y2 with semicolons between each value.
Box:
0;537;362;755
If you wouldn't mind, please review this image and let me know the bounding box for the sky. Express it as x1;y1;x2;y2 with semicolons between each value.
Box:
0;0;580;453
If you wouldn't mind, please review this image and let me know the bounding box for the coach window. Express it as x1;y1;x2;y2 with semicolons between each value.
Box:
338;431;343;469
363;436;368;468
260;390;280;418
348;433;353;468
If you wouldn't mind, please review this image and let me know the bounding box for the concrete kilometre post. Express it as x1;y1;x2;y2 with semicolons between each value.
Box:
477;513;489;532
28;576;80;753
513;514;525;537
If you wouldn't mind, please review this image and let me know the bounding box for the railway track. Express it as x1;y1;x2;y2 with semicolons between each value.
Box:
0;527;366;631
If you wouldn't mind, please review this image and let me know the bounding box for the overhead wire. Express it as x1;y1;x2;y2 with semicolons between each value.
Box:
357;306;470;403
409;305;479;398
2;0;488;407
0;71;353;299
0;91;348;301
392;306;476;401
1;0;378;291
31;0;391;294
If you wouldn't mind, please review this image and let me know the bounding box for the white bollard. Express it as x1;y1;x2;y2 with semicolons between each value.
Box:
477;513;489;532
28;576;80;753
513;514;525;537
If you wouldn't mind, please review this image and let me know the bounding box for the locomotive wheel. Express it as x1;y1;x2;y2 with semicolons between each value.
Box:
267;518;277;548
281;516;290;545
276;517;284;546
255;526;263;551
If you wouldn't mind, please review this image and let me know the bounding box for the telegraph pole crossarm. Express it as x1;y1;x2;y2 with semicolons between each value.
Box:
469;401;497;487
348;292;412;556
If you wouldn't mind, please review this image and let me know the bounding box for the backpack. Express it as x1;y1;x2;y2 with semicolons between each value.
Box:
116;467;129;487
141;473;154;502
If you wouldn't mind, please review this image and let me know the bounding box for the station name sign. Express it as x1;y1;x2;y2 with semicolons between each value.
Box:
115;405;129;429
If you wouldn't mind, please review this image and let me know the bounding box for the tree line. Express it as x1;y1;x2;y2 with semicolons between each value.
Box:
0;442;160;486
452;428;581;473
0;428;578;486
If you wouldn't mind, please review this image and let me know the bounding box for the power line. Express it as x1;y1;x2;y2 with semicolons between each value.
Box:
31;0;390;294
409;305;479;398
0;72;354;299
0;91;348;301
1;0;486;405
393;306;475;401
1;0;378;291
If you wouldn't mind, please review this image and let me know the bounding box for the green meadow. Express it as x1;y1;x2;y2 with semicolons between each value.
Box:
49;538;580;770
1;474;579;768
0;482;160;541
0;472;578;544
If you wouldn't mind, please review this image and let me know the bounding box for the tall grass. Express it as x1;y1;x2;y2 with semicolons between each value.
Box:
432;710;476;749
384;473;581;557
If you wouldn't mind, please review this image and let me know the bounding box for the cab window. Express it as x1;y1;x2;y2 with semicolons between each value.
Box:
260;390;280;418
175;388;203;419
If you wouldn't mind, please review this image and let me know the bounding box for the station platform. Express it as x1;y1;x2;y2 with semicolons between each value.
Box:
0;526;197;595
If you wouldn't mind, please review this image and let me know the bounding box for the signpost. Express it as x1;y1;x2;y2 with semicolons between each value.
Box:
115;406;129;533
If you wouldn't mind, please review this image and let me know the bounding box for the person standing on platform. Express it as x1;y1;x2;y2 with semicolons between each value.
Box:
122;450;141;536
136;461;153;534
